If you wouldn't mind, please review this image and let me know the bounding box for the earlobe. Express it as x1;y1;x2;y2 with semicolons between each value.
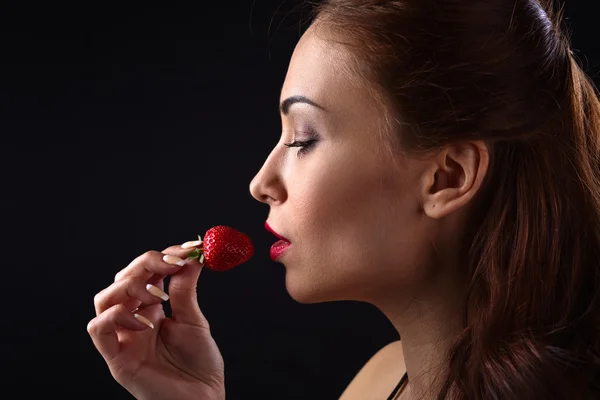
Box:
421;141;489;219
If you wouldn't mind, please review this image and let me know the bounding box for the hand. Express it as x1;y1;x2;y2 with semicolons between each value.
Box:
87;244;225;400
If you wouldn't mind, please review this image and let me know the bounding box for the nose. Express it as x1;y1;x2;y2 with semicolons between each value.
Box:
249;154;286;206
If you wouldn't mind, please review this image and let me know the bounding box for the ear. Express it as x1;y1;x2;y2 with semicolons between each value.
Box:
420;141;489;219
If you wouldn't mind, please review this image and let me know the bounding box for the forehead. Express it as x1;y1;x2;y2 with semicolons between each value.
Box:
281;24;356;107
280;23;388;138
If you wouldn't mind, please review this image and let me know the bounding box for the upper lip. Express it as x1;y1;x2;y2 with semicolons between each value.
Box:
265;221;291;242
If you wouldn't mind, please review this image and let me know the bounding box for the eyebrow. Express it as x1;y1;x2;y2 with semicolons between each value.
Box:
279;95;326;115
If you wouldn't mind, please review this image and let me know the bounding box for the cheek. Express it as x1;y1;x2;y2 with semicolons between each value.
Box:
292;150;383;237
285;153;430;301
291;155;402;258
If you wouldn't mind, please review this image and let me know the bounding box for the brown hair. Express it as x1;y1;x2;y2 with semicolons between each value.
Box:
311;0;600;398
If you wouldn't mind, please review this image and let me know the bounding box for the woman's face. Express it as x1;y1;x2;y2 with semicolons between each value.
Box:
249;23;435;304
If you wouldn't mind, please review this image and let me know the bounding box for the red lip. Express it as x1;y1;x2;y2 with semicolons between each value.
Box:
265;221;291;242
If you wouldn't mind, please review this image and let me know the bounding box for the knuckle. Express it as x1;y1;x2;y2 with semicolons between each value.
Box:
130;251;152;269
112;303;128;315
105;304;121;319
115;251;158;282
93;291;105;307
140;250;158;262
123;277;142;298
121;275;136;286
94;279;133;313
86;318;98;335
163;244;183;254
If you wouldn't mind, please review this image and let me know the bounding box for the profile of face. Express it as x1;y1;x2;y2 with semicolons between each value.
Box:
249;22;488;305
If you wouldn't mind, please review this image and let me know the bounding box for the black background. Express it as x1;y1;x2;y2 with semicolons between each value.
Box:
1;1;597;399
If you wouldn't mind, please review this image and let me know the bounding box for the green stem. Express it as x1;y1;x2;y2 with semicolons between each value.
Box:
185;248;203;261
185;234;205;262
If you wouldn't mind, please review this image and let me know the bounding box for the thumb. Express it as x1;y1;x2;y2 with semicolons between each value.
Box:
167;259;208;326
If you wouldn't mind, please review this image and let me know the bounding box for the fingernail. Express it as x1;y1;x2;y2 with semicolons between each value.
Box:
163;254;186;267
134;313;154;329
181;240;203;249
146;284;169;301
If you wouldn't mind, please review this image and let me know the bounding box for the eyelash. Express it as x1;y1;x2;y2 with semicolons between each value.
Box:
283;138;318;157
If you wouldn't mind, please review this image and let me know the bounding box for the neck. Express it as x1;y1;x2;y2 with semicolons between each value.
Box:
374;271;465;399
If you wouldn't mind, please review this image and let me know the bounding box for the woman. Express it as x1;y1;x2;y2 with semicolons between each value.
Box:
88;0;600;398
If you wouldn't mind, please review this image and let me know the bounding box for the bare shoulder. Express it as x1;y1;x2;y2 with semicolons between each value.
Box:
339;340;406;400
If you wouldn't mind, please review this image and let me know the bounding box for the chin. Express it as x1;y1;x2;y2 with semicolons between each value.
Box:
285;279;321;304
283;269;352;304
282;269;323;304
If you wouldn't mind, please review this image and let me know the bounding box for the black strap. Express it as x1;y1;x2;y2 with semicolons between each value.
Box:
386;371;408;400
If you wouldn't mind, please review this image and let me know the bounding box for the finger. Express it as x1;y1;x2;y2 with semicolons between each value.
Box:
168;258;209;327
148;276;164;291
94;277;168;316
115;245;194;282
87;304;153;362
114;248;192;283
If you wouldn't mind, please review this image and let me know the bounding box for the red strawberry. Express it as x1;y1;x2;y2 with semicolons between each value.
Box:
186;225;254;271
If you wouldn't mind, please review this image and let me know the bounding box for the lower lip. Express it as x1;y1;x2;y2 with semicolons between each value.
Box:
270;240;291;261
